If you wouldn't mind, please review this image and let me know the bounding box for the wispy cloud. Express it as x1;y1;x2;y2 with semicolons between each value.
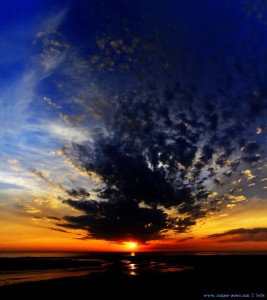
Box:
0;70;38;143
39;7;69;33
30;168;64;191
17;202;42;214
0;171;40;192
49;227;70;234
45;122;92;143
43;96;62;109
207;227;267;242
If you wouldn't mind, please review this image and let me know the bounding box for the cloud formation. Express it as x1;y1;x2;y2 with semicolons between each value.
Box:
207;228;267;242
30;168;64;191
55;1;267;244
1;0;266;246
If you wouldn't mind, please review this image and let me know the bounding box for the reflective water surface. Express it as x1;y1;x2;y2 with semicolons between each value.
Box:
1;251;266;286
0;252;195;286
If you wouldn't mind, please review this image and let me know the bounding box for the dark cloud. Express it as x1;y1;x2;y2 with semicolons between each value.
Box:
241;141;260;153
223;171;232;177
47;216;61;221
177;237;194;243
61;199;167;242
207;228;267;242
57;0;267;244
66;188;90;199
74;235;91;240
242;154;262;163
49;227;70;233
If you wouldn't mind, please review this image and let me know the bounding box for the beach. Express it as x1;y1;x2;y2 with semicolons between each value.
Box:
0;253;266;299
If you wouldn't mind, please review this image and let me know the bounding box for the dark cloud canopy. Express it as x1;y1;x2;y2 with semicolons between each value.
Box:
62;198;167;242
58;0;267;243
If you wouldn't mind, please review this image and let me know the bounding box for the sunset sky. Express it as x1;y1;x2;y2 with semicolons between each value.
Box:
0;0;267;252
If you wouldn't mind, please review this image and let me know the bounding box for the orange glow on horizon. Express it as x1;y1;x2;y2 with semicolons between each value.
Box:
123;241;138;251
1;233;267;252
1;201;267;253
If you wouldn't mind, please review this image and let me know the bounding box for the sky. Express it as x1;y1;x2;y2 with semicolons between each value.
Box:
0;0;267;252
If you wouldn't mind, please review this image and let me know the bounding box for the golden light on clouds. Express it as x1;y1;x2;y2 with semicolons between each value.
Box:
241;170;256;181
256;127;263;134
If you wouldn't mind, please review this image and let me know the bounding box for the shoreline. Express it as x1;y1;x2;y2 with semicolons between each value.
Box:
0;255;266;299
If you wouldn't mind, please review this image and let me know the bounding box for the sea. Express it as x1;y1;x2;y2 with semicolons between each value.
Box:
1;251;267;287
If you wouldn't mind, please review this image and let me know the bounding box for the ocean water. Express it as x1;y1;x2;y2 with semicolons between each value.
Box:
1;250;267;258
0;251;266;287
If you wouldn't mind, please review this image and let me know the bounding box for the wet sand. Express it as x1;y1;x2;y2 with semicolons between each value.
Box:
0;255;266;299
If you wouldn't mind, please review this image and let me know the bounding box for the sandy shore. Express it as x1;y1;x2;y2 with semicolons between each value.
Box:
0;255;266;299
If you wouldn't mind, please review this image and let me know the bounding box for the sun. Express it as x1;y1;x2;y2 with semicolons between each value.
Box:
128;242;137;249
123;241;138;250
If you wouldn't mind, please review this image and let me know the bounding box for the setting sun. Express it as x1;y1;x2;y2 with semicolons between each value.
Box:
124;242;138;250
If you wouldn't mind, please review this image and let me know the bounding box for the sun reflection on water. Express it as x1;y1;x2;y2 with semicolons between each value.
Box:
121;258;193;276
129;263;136;275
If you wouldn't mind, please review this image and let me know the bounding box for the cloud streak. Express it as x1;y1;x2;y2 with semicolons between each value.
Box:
207;228;267;242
